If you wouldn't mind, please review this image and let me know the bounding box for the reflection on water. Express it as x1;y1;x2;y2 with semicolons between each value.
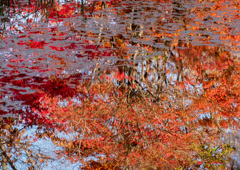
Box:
0;0;240;169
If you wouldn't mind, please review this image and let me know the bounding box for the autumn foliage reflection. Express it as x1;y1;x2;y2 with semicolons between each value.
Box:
0;0;240;169
35;46;238;169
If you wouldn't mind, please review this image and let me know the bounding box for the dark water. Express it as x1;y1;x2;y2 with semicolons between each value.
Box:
0;0;240;169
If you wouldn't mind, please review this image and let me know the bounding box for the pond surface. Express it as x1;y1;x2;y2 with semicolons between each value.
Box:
0;0;240;169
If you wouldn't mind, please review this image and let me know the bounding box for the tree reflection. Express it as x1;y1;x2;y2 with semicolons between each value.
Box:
0;0;240;169
0;117;54;170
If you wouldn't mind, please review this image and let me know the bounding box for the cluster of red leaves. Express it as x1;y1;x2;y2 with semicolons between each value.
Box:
48;3;76;20
0;70;87;127
18;40;49;49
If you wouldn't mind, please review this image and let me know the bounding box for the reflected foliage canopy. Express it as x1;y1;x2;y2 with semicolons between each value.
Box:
0;0;240;169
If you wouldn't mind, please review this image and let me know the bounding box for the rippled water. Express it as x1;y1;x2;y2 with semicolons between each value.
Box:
0;0;240;169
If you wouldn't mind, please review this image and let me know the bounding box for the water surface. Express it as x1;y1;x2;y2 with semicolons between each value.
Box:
0;0;240;169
